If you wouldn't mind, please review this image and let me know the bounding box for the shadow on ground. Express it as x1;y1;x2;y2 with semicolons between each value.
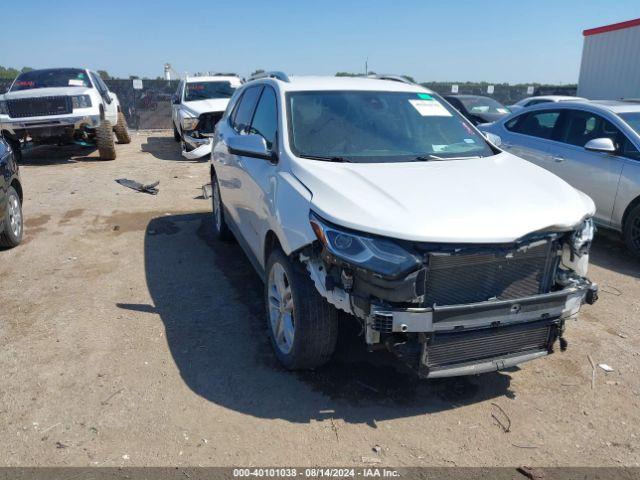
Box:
141;135;207;162
589;229;640;279
19;144;104;165
133;212;516;425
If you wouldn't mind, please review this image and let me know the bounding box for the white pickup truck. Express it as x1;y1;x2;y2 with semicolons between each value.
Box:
171;75;242;159
0;68;130;160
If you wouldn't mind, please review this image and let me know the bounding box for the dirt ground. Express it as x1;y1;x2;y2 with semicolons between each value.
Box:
1;131;639;468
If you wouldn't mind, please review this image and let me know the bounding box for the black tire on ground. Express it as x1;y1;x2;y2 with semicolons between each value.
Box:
623;204;640;257
8;139;22;163
173;124;181;142
96;120;116;160
265;249;339;370
210;174;233;242
113;111;131;144
0;186;23;248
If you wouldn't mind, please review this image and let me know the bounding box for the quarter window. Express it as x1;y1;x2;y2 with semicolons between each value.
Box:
249;87;278;149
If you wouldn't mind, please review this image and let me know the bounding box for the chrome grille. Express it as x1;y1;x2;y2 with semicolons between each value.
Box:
424;241;556;306
7;96;72;118
425;320;554;368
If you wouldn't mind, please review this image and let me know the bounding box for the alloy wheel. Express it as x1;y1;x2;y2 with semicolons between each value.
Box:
267;262;295;354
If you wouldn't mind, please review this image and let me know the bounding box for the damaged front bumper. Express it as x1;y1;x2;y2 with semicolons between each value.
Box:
181;132;212;159
1;114;101;139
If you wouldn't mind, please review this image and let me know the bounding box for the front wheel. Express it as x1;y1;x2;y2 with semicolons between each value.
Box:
623;204;640;257
265;249;338;370
211;175;233;241
173;123;181;142
0;186;23;248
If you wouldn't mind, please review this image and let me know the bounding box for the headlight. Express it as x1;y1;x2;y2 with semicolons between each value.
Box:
309;212;421;277
71;95;92;109
572;217;595;255
181;117;199;131
0;100;7;115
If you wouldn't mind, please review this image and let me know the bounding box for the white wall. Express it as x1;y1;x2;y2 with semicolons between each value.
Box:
577;25;640;100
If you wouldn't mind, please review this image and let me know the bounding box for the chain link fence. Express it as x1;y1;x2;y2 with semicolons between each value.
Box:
1;77;577;130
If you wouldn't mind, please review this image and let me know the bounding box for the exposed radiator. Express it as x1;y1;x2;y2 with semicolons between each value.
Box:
197;112;224;134
424;241;556;306
7;96;72;118
425;319;555;368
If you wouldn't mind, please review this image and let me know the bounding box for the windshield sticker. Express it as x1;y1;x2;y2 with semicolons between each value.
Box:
463;138;476;144
432;145;447;152
68;79;84;86
409;98;452;117
417;93;433;100
497;107;509;113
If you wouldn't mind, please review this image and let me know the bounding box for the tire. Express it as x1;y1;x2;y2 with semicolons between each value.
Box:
113;111;131;144
265;249;339;370
8;139;22;163
96;120;116;160
0;186;23;248
211;175;233;241
623;204;640;257
173;124;181;142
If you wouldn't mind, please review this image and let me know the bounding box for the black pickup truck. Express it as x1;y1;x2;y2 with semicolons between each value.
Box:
0;134;23;248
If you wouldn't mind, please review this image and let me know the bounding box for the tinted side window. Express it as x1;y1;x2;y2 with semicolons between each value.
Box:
558;110;614;147
232;86;263;133
526;99;552;107
248;87;278;149
509;110;561;140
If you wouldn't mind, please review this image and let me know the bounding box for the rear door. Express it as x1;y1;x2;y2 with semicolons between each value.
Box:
499;109;563;167
543;109;627;226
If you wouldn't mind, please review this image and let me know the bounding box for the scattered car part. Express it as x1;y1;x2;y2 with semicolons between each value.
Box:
115;178;159;195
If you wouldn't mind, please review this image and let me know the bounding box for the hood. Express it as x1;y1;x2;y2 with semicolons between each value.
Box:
1;87;93;100
289;152;595;244
182;98;230;116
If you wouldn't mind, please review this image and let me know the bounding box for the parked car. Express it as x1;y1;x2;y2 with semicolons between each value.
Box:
0;68;130;161
209;72;598;378
171;75;242;159
444;94;510;125
480;100;640;256
0;134;23;248
508;95;586;112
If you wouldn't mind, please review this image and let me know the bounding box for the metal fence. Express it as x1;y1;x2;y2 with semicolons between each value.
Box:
0;78;578;130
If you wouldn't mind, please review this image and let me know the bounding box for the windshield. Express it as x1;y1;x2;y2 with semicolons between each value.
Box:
286;91;494;162
11;68;91;91
620;112;640;136
184;81;236;101
457;96;510;114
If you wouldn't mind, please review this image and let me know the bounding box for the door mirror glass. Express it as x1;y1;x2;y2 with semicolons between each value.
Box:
227;134;275;161
483;132;502;147
172;95;180;105
584;137;616;153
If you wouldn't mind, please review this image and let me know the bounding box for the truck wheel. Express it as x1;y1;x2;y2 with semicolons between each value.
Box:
623;204;640;257
173;124;181;142
113;112;131;144
265;249;338;370
96;120;116;160
211;175;233;241
0;186;23;248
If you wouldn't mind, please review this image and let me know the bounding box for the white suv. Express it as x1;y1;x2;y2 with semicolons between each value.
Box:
210;72;599;378
0;68;130;160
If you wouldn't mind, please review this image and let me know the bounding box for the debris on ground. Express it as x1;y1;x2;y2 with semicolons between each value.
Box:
517;465;545;479
587;355;596;390
115;178;159;195
491;402;511;433
202;183;212;199
361;456;382;464
55;442;67;449
372;445;382;453
598;364;614;372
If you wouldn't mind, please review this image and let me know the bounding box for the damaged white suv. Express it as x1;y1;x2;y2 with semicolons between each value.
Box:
210;72;598;378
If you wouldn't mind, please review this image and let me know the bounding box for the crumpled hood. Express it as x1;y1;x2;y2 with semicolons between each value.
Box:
181;98;230;116
1;87;93;100
289;152;595;243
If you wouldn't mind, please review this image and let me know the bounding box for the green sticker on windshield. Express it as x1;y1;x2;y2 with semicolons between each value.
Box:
417;93;433;100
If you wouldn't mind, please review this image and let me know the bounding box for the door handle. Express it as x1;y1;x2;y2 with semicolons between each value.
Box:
551;155;564;163
501;142;513;148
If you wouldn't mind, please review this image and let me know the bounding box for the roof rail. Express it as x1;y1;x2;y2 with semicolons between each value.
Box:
248;71;290;83
368;74;416;85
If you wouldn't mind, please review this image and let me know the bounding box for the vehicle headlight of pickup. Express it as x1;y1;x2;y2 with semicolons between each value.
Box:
71;95;92;109
181;117;199;131
0;100;7;115
309;212;422;278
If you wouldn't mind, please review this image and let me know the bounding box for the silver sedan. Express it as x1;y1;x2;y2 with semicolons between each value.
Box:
480;100;640;255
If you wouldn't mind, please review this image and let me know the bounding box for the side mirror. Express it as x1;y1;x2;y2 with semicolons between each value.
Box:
227;134;276;162
585;137;616;153
172;95;180;105
483;132;502;147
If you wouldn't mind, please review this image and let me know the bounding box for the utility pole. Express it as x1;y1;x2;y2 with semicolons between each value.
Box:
365;58;368;76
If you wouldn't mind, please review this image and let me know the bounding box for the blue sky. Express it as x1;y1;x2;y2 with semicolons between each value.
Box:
1;0;638;84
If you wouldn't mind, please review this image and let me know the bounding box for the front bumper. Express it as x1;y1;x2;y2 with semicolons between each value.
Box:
0;114;101;137
181;133;212;159
368;280;597;378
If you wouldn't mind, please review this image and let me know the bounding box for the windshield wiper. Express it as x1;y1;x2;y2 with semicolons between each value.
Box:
299;154;352;163
414;154;482;161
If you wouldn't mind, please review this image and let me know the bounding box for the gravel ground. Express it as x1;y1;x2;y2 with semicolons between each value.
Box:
1;131;639;467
